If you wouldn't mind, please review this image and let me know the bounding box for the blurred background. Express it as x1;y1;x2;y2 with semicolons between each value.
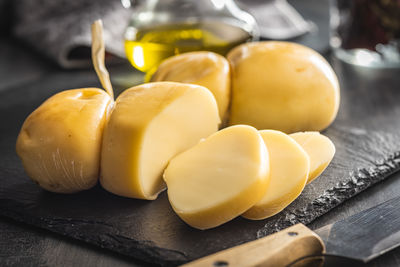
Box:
1;0;398;81
0;0;329;69
1;0;340;90
1;0;399;70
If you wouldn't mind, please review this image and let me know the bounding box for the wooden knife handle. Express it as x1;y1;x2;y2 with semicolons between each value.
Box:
181;223;325;267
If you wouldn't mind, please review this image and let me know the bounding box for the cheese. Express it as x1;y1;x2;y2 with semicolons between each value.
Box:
290;131;335;183
227;41;340;133
164;125;270;229
16;88;112;193
151;52;231;123
243;130;309;220
100;82;220;200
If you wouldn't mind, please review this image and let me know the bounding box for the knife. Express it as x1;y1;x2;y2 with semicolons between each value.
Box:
182;195;400;266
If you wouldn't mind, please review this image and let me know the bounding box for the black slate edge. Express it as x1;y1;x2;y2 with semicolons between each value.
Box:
256;151;400;238
2;152;400;266
0;201;188;267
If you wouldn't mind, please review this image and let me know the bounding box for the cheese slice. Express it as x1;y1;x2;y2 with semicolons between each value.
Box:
290;131;335;183
164;125;270;230
16;88;112;193
100;82;220;200
151;52;231;123
243;130;309;220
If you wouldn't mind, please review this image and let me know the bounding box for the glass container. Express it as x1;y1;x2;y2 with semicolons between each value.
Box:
330;0;400;68
124;0;259;78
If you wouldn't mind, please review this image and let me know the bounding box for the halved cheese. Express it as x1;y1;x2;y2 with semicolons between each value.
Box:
16;88;112;193
290;131;335;183
151;51;231;123
243;130;309;220
100;82;220;200
164;125;270;230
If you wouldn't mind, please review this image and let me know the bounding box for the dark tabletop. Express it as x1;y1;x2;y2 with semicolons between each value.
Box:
1;0;400;266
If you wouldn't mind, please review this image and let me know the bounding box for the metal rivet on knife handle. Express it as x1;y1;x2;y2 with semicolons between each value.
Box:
180;223;325;267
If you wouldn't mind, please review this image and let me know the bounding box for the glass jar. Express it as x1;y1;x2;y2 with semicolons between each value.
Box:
330;0;400;68
124;0;259;78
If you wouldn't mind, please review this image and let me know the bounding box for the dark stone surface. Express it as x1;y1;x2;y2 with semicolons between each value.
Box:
1;46;400;267
0;0;13;36
0;216;149;267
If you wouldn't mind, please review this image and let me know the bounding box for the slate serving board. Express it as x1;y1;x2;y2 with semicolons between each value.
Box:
1;57;400;266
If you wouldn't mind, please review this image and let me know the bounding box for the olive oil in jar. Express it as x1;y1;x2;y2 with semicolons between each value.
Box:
124;21;252;75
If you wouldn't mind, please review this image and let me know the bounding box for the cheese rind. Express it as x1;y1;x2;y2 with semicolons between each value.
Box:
227;41;340;133
151;51;231;123
100;82;220;200
290;131;335;183
243;130;309;220
16;88;112;193
164;125;270;230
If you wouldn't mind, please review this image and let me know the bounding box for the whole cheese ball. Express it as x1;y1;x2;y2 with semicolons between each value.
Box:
227;41;340;133
151;52;230;124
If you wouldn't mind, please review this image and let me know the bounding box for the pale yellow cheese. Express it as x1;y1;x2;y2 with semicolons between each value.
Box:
16;88;113;193
290;131;335;183
227;41;340;133
151;51;231;123
100;82;220;200
243;130;309;220
164;125;270;230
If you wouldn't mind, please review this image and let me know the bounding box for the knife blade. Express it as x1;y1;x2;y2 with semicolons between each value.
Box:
182;195;400;267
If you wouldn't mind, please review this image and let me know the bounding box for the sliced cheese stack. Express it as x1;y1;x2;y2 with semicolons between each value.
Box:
100;82;220;200
164;125;270;230
151;52;231;123
290;131;335;183
16;89;113;193
243;130;310;220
